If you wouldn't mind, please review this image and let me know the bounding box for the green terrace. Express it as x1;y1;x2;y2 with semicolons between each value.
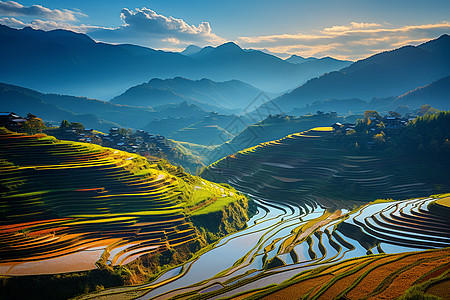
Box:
0;128;248;276
202;126;446;204
75;123;449;299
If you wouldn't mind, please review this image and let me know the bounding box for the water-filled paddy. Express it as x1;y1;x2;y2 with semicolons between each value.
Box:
107;196;449;300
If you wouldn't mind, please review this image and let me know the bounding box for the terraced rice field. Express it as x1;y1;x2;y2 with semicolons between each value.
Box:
0;129;246;276
253;247;450;300
79;127;450;299
203;127;445;203
79;194;449;300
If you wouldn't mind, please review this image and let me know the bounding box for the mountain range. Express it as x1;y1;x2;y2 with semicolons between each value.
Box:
110;77;264;113
0;82;213;131
1;25;449;149
0;25;351;100
288;74;450;116
271;34;450;112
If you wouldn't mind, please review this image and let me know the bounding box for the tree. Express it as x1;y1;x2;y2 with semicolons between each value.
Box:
70;122;85;133
373;132;385;144
118;128;132;136
417;105;440;117
363;110;382;125
22;117;45;134
60;120;70;129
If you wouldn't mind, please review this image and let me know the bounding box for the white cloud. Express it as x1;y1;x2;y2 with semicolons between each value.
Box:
0;4;225;49
323;22;382;33
0;1;84;21
89;7;225;48
0;17;105;33
237;21;450;60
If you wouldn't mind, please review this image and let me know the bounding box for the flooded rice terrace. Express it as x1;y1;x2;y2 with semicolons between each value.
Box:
86;193;446;300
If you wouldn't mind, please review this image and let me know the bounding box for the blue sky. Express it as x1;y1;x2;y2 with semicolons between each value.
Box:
1;0;449;60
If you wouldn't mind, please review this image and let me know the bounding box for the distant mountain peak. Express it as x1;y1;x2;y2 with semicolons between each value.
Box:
418;33;450;56
285;54;319;64
181;45;202;56
436;33;449;40
21;26;35;32
173;76;190;81
189;42;244;59
215;42;243;52
288;54;305;59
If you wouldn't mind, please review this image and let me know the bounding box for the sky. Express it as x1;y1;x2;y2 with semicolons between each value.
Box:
1;0;449;60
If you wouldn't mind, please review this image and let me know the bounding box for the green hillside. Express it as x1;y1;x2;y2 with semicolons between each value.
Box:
0;128;251;299
65;113;450;300
208;112;348;164
202;112;450;204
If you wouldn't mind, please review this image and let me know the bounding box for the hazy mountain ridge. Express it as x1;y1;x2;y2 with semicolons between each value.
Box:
167;112;251;145
0;83;121;130
0;25;351;99
292;74;450;116
285;54;318;64
110;77;264;112
184;42;352;93
393;75;450;109
0;82;213;131
273;34;450;111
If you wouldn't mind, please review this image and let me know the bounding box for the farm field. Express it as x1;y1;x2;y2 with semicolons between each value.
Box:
0;128;249;277
1;125;449;300
78;194;449;300
75;126;450;299
203;127;449;204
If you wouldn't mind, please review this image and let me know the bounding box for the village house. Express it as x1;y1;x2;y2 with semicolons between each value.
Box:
0;112;31;130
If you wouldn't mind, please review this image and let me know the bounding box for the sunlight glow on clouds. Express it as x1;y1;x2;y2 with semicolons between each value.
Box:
238;21;450;60
0;1;448;60
0;1;84;21
323;22;383;33
0;16;104;32
90;7;225;48
0;3;225;49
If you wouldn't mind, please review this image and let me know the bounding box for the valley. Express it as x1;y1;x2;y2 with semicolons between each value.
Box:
0;7;449;300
